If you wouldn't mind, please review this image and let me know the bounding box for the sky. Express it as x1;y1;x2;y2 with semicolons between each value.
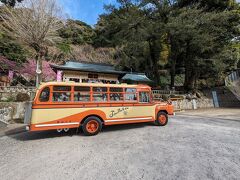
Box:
59;0;240;26
58;0;117;26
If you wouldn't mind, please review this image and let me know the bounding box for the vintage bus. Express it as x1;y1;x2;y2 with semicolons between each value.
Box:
24;82;174;136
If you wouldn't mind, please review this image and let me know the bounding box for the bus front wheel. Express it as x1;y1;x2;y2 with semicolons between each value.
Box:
155;112;168;126
82;116;102;136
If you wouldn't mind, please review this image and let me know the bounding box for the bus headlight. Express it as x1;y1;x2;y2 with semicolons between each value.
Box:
26;126;30;131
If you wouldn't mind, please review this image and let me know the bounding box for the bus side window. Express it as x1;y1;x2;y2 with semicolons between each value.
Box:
110;87;124;102
93;87;108;102
52;86;71;102
139;92;150;103
39;87;50;102
74;86;90;102
124;88;137;101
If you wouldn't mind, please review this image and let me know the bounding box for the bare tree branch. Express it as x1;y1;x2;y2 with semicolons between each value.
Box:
0;0;65;86
1;0;64;51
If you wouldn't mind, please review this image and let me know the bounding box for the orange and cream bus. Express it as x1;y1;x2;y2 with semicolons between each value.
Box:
24;82;174;136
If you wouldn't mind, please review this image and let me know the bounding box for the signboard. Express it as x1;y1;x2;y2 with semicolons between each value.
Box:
8;70;14;81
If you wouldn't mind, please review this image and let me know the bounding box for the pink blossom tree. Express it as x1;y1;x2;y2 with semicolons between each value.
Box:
0;56;17;72
20;59;56;82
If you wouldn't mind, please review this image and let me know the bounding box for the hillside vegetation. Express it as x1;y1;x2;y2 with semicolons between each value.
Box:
0;0;240;90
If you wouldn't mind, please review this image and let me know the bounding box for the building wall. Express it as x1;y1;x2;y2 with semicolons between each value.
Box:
62;71;119;83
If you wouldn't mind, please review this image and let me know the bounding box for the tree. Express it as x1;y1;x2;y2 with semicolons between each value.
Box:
176;0;237;10
0;0;23;7
0;32;28;63
19;59;56;82
167;7;240;90
0;0;64;87
94;0;172;85
58;19;96;45
0;55;17;71
95;0;240;90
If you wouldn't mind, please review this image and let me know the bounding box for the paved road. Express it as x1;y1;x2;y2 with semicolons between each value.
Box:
0;109;240;180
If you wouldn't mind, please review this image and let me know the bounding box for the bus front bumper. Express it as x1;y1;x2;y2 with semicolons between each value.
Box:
26;125;30;131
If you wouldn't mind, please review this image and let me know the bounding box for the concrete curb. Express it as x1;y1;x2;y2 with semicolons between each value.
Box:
0;120;9;129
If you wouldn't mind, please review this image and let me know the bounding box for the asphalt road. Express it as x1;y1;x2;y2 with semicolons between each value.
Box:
0;109;240;180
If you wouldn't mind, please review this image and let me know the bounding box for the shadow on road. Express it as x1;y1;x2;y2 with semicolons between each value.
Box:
10;130;75;141
9;123;151;141
102;123;150;132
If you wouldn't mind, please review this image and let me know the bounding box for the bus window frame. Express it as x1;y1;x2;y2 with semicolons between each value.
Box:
38;86;50;103
35;86;51;104
35;84;153;105
138;90;151;104
51;85;72;103
92;86;108;102
73;86;91;103
124;88;138;102
109;87;124;102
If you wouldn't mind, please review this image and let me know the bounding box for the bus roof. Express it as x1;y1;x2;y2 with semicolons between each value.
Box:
39;82;151;89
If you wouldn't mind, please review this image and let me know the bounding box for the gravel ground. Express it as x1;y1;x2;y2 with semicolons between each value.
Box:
0;108;240;180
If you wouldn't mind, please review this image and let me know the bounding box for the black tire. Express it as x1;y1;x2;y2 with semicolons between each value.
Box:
82;116;102;136
154;111;168;126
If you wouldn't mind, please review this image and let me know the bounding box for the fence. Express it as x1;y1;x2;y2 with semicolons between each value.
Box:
225;69;240;85
152;90;185;95
152;89;185;101
225;69;240;101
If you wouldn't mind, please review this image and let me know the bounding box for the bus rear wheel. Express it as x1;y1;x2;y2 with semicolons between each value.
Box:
155;112;168;126
82;116;102;136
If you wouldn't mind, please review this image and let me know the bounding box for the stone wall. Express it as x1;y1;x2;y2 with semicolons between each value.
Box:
172;97;214;111
0;86;36;102
0;102;27;123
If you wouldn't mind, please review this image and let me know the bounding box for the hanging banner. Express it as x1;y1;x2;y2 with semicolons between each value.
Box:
8;70;14;81
57;70;63;82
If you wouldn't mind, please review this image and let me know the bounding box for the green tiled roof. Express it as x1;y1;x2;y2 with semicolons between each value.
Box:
51;61;126;75
121;73;152;82
51;61;152;82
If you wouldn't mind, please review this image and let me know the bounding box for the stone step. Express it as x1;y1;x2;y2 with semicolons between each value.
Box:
214;87;240;108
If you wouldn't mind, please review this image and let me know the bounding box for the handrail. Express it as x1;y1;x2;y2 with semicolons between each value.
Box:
225;70;240;101
152;90;185;95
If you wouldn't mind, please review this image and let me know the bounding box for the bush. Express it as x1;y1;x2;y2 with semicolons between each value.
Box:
0;96;15;102
16;93;30;102
162;94;169;101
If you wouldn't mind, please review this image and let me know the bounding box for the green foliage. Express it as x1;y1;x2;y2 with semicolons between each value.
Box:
0;0;239;91
95;0;240;90
58;19;96;45
177;0;238;10
159;75;170;88
94;1;171;84
16;92;30;102
168;7;240;89
57;42;71;54
0;33;28;64
0;0;23;7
